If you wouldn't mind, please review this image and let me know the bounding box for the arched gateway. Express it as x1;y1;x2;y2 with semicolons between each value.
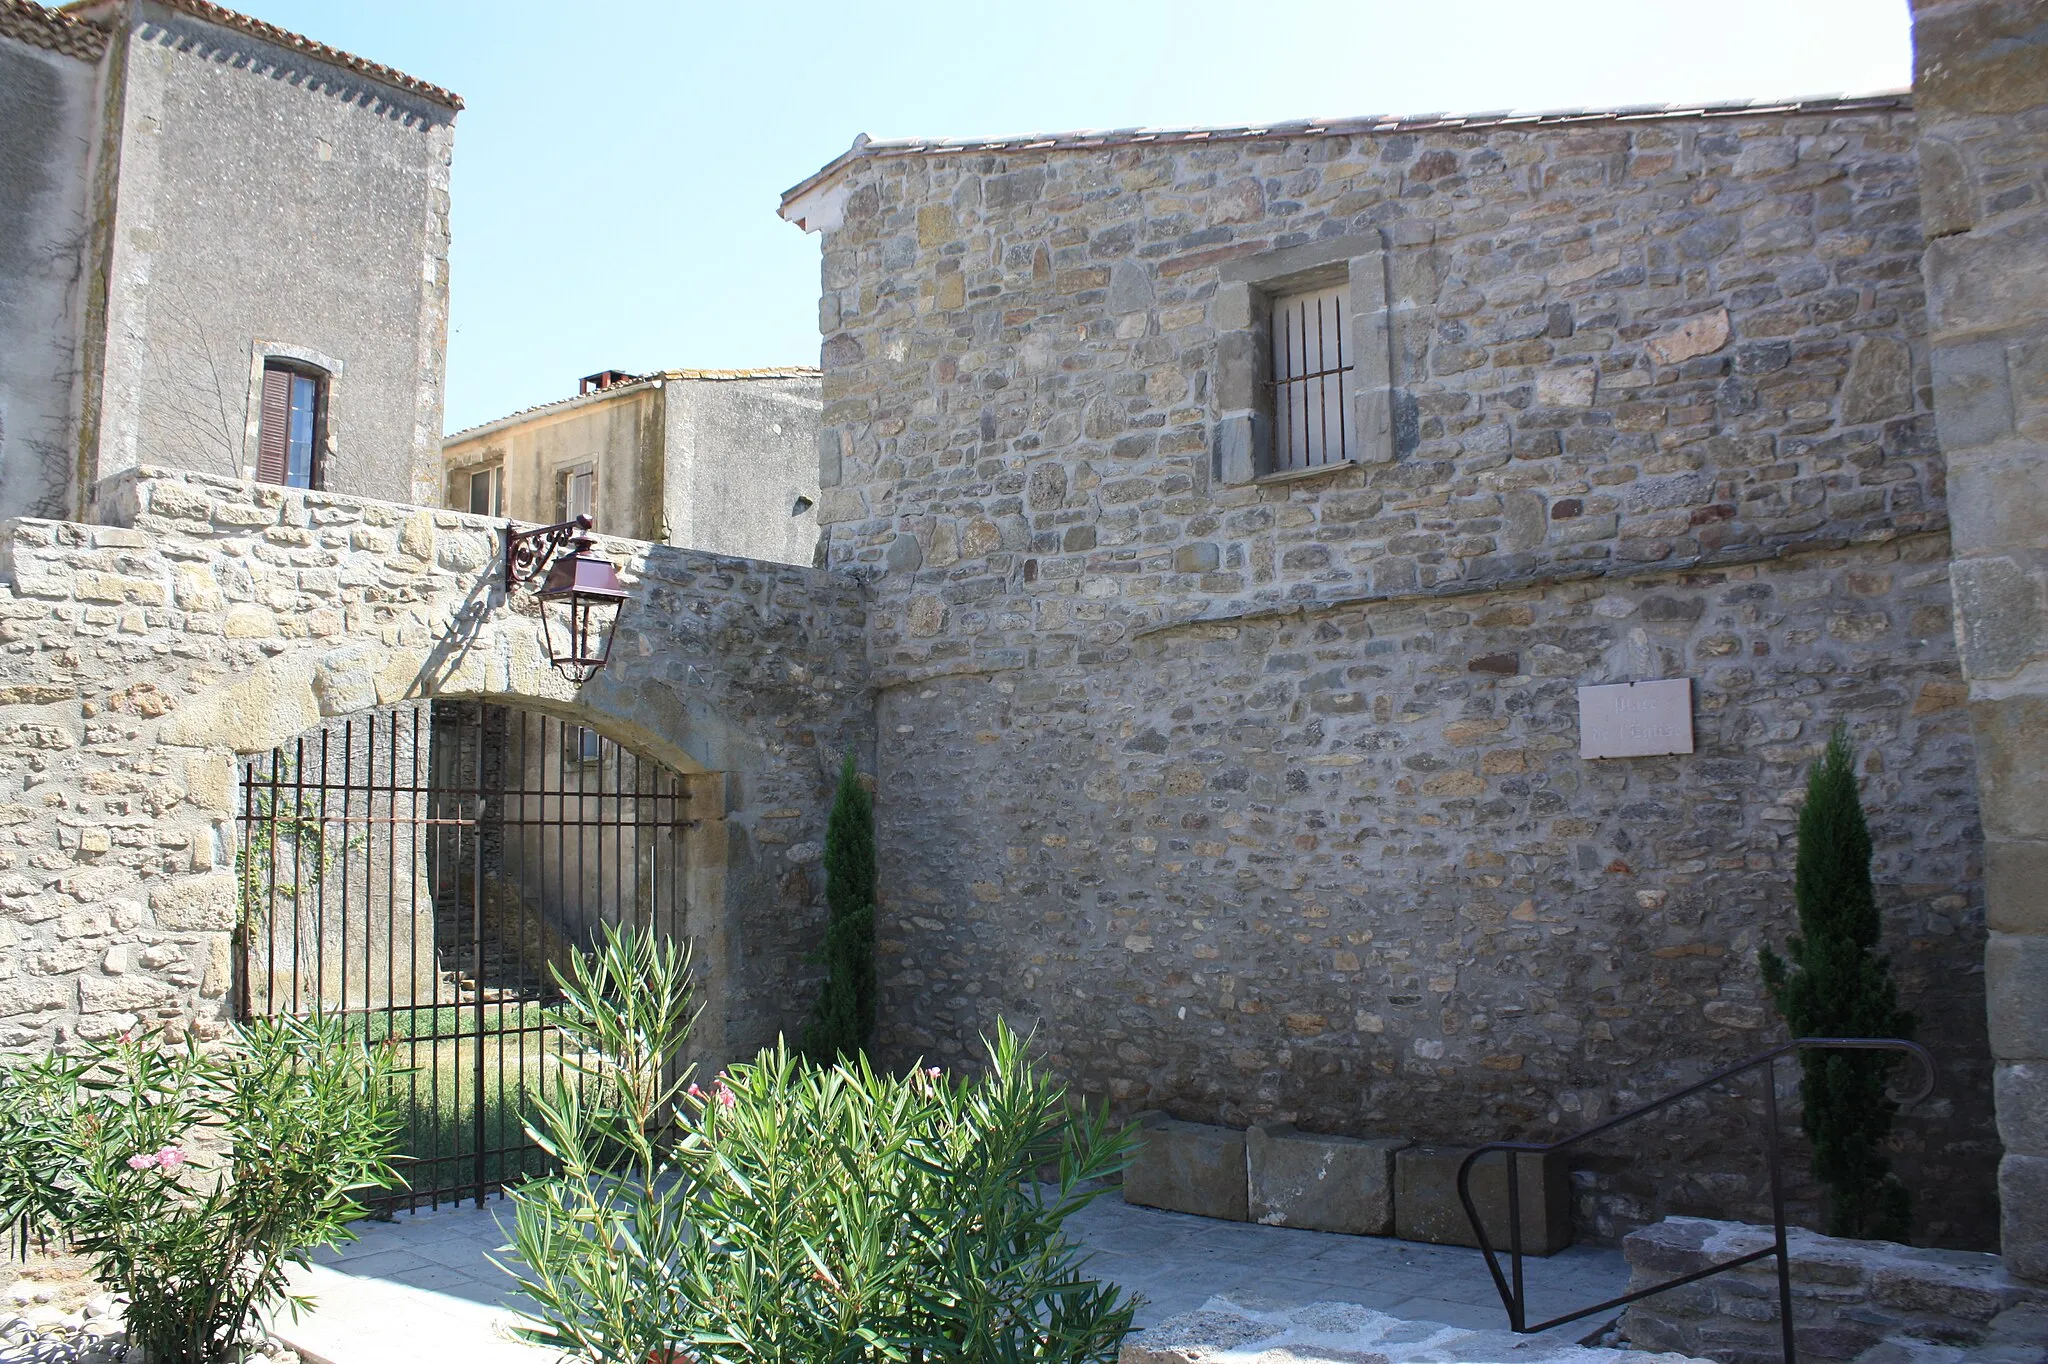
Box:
0;469;871;1211
238;702;699;1207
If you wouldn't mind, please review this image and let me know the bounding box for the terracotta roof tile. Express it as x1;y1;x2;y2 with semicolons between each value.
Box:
443;368;822;444
780;91;1911;211
1;0;108;60
62;0;460;109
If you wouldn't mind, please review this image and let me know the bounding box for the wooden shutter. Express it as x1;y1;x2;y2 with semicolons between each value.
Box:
256;367;291;484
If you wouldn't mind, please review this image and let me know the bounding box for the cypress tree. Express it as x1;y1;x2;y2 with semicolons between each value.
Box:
801;750;876;1063
1760;727;1916;1241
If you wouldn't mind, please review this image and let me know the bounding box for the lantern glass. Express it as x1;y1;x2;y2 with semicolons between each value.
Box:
540;591;622;683
533;535;627;683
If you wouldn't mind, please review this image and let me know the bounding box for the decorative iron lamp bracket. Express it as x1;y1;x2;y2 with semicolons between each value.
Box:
505;513;595;593
501;514;629;684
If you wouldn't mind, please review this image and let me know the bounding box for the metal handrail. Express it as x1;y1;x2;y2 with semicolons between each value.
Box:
1455;1037;1936;1364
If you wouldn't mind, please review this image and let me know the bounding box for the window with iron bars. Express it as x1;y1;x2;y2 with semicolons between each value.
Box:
1268;284;1356;471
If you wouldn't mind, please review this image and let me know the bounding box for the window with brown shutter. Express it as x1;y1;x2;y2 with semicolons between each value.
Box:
256;361;326;489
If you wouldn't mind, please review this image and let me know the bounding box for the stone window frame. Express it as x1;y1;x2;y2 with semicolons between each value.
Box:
1213;233;1396;486
242;341;345;485
445;444;505;512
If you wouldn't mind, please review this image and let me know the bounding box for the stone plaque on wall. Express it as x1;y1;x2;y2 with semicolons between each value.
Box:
1578;679;1693;759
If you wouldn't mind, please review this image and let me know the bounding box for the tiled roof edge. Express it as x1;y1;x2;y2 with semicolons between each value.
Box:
2;0;109;60
780;90;1913;212
65;0;461;109
443;368;822;444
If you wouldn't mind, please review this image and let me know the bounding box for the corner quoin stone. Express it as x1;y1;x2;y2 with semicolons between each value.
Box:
1246;1122;1408;1235
1124;1111;1249;1222
1394;1144;1573;1256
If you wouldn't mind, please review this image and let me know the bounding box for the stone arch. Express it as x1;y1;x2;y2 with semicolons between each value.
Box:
173;624;755;1058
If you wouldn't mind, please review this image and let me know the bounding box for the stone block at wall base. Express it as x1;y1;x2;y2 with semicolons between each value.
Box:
2003;1155;2048;1283
1246;1123;1408;1235
1124;1112;1248;1222
1393;1144;1572;1255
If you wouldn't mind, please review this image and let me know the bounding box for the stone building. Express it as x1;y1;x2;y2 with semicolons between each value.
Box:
777;72;2017;1250
1;0;2043;1285
441;366;824;566
0;0;457;522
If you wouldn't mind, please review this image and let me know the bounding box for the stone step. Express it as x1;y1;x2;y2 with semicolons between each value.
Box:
1624;1218;2048;1364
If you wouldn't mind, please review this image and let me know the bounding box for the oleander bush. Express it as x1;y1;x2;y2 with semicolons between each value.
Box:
506;924;1135;1364
0;1015;405;1363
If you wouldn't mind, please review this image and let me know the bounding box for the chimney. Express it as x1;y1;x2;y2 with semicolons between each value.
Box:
579;370;640;395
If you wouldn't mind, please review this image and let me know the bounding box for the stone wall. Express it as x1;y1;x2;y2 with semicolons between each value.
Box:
82;1;456;509
1907;0;2048;1280
790;98;1997;1245
0;467;871;1069
0;12;102;523
661;374;824;569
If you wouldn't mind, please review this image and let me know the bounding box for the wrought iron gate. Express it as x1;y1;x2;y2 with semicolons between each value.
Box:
237;701;693;1209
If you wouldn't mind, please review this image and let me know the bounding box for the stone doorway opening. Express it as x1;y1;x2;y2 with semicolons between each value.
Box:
236;700;696;1209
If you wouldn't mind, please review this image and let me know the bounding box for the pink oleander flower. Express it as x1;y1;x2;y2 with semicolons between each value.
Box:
154;1147;185;1172
687;1083;705;1101
715;1084;736;1109
127;1153;158;1171
927;1067;942;1078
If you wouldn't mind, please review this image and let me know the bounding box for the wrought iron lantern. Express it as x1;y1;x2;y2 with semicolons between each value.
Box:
504;514;627;683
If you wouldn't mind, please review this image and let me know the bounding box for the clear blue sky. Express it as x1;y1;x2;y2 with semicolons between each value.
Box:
229;0;1913;435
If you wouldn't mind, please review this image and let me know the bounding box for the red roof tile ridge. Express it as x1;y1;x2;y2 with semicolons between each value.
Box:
780;90;1912;210
2;0;109;60
61;0;460;109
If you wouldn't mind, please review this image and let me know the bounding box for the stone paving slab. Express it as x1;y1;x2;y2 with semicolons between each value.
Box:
282;1192;1634;1359
1119;1298;1715;1364
271;1263;558;1364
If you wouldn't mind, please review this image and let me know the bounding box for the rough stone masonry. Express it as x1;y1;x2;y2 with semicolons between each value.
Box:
0;467;871;1076
783;95;1999;1247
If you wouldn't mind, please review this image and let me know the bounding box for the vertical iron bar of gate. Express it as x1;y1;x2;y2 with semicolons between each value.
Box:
512;710;526;1184
430;713;447;1210
1765;1056;1796;1364
238;765;253;1023
291;739;305;1016
338;721;352;1028
560;718;575;1117
265;750;280;1018
472;710;488;1207
418;708;435;1207
316;730;330;1014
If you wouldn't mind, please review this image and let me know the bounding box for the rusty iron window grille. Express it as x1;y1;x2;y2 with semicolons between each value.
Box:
1456;1037;1936;1364
1270;284;1355;471
237;701;696;1211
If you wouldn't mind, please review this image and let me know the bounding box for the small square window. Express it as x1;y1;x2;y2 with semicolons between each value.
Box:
1269;284;1356;471
565;725;603;765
